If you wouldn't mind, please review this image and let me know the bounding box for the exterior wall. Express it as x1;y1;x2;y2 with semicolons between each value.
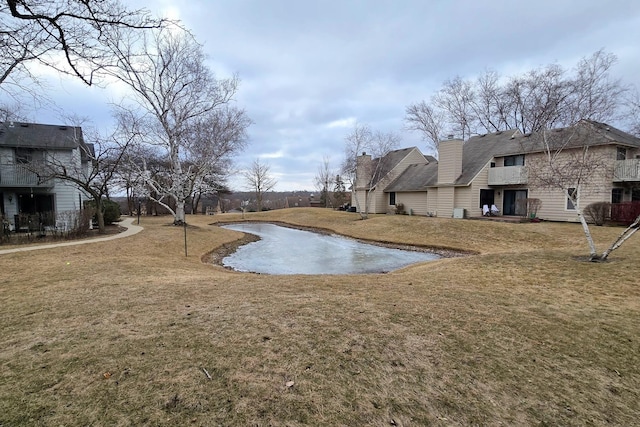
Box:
437;139;463;183
453;186;471;217
396;192;429;216
1;146;89;227
436;187;455;218
468;164;491;217
426;188;438;216
523;146;617;222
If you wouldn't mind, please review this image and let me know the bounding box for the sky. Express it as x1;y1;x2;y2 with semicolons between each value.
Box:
27;0;640;191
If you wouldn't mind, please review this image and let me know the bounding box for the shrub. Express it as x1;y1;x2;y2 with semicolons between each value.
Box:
85;199;121;225
584;202;611;226
395;203;406;215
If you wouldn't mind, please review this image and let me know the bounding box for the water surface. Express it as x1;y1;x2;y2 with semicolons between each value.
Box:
220;223;439;275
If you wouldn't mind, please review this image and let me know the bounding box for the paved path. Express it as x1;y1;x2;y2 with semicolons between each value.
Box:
0;217;143;255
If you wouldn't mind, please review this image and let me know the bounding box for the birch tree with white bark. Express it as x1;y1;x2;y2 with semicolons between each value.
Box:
109;26;249;225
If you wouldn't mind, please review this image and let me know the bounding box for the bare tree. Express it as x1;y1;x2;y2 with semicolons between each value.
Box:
406;50;628;145
0;0;167;95
110;27;249;225
243;158;277;212
404;101;445;153
625;86;640;137
34;125;136;233
342;123;399;219
314;156;334;208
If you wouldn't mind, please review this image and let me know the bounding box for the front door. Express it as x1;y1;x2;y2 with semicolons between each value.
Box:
503;190;528;216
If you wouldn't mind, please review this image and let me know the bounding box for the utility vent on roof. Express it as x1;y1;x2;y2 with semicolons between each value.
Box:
59;126;67;130
20;123;29;127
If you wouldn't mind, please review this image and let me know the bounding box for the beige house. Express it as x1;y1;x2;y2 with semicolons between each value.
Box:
354;120;640;221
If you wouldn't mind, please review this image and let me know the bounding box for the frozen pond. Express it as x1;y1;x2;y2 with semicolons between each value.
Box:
220;223;440;275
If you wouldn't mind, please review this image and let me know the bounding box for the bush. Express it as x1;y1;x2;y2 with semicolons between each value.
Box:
584;202;611;226
395;203;406;215
85;199;121;225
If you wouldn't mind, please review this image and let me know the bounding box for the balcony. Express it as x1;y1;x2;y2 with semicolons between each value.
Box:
614;159;640;182
0;163;53;187
488;166;528;186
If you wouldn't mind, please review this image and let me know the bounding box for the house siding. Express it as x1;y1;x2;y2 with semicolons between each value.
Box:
437;139;464;184
1;123;91;230
396;192;429;216
437;187;455;218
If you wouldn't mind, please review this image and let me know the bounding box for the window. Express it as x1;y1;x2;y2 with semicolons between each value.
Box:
389;192;396;205
566;188;577;210
616;147;627;161
611;188;623;204
15;148;33;164
504;154;525;166
479;189;495;208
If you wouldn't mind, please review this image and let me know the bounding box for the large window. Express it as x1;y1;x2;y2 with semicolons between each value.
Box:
566;188;577;210
389;192;396;206
504;154;525;166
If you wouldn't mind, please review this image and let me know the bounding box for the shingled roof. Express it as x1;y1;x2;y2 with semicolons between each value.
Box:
383;120;640;193
0;121;84;150
385;162;438;192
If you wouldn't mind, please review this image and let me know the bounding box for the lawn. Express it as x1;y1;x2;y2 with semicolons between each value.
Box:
1;209;638;426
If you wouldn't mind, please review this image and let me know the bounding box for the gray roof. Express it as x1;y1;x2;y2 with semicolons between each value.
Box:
370;147;424;187
491;120;640;158
0;121;84;150
385;162;438;192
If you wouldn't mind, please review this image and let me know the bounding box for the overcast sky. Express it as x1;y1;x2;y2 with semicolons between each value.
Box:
31;0;640;191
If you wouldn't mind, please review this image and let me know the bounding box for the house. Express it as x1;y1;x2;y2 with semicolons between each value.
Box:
0;121;93;231
352;147;428;214
355;120;640;221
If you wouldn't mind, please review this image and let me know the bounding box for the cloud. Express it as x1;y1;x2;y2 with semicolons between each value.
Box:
20;0;640;192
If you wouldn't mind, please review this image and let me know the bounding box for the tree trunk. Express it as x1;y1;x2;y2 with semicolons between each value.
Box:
96;209;106;234
174;200;185;225
576;208;598;261
600;214;640;261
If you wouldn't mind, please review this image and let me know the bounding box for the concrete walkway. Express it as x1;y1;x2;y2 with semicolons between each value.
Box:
0;217;143;255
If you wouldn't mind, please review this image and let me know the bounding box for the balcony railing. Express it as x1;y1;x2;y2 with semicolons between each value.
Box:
614;159;640;182
0;163;53;187
488;165;528;186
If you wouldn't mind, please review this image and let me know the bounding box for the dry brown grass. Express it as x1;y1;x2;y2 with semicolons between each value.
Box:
1;209;639;426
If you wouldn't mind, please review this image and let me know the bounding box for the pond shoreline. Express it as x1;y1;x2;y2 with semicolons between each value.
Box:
202;220;472;269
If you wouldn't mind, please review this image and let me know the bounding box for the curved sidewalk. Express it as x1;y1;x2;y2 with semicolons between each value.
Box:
0;217;143;255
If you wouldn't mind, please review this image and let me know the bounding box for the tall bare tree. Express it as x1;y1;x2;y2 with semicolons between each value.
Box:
243;158;277;212
406;50;628;148
110;27;249;225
